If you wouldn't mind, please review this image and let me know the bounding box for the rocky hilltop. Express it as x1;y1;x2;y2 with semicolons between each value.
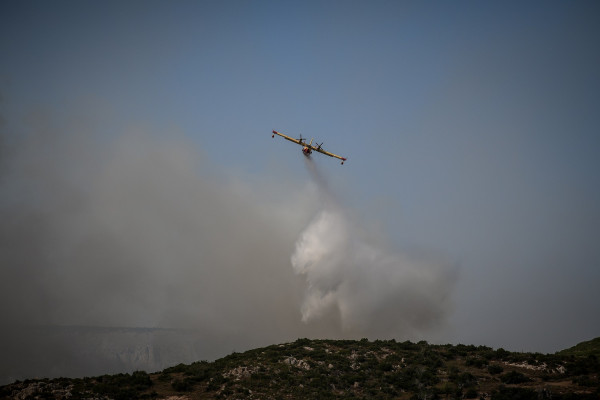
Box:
2;337;599;399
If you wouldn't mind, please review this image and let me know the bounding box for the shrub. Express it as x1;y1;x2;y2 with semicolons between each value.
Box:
565;355;600;376
466;357;488;368
491;385;537;400
171;378;193;392
488;364;504;375
500;370;531;384
450;371;477;388
495;348;510;360
131;371;152;388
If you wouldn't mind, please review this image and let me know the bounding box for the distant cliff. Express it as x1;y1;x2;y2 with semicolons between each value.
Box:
0;326;209;385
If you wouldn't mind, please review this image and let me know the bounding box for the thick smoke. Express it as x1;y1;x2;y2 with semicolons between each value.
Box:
0;105;456;381
0;109;316;381
292;158;458;338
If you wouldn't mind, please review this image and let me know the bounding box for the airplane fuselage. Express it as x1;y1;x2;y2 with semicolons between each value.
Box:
302;138;314;156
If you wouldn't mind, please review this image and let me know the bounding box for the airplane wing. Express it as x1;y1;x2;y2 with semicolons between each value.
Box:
272;130;305;146
312;145;347;163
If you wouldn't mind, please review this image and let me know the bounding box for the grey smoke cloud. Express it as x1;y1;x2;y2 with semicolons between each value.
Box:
0;112;310;342
0;108;457;381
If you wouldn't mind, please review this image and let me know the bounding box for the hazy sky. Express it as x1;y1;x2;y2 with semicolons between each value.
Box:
1;0;599;361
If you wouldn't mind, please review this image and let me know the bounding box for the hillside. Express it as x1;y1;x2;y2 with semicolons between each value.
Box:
557;337;600;358
2;338;599;399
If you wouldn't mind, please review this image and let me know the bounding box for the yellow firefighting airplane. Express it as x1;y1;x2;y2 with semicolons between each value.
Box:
272;130;347;165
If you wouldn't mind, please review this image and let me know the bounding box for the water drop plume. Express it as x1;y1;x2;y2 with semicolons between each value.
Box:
291;158;458;338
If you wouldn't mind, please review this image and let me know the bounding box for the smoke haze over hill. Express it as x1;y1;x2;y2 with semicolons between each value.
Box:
0;110;456;382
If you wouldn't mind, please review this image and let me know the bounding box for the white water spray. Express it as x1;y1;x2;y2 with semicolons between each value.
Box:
291;159;457;337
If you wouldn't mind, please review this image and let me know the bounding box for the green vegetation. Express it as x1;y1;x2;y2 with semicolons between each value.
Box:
89;371;154;399
558;337;600;358
2;338;600;399
500;370;532;384
488;364;504;375
0;371;156;400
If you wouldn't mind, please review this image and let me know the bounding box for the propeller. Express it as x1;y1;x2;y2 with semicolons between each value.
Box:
316;142;324;150
297;134;305;144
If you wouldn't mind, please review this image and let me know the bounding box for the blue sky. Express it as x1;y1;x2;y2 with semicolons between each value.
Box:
1;0;599;357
